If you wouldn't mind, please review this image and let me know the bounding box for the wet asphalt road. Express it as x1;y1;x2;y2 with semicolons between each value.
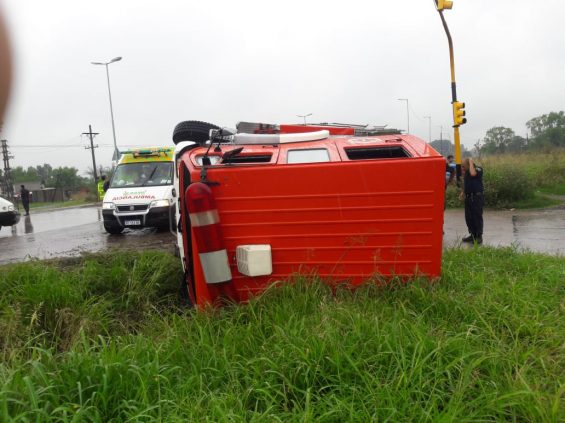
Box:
0;205;176;265
443;207;565;255
0;205;563;265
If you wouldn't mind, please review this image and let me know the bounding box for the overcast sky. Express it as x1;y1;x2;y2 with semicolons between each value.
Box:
1;0;563;175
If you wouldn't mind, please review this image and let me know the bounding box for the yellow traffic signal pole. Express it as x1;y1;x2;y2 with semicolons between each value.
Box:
434;0;465;183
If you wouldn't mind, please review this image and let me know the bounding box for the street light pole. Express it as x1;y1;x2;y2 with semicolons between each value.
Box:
397;98;409;134
297;113;312;125
433;0;466;183
91;57;122;161
424;115;432;143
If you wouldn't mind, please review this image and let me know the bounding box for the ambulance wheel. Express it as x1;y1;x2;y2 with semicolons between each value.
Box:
104;222;124;234
172;120;220;145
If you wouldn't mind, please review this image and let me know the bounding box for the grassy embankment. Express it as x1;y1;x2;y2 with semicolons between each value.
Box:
28;199;94;211
0;250;563;421
446;150;565;209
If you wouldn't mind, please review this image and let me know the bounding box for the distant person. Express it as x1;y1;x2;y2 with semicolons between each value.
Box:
447;154;461;187
446;155;456;184
444;155;455;210
97;175;107;200
445;156;455;187
459;157;484;244
20;185;30;216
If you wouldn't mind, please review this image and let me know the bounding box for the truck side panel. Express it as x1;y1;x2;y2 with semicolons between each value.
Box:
185;156;444;305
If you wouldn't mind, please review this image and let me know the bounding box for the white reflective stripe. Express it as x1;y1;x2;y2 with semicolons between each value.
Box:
234;133;280;145
189;209;219;227
199;250;232;284
233;130;329;145
279;130;329;143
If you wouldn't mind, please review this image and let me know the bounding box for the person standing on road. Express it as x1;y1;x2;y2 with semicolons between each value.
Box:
20;185;30;216
97;175;107;200
459;158;484;244
446;155;456;185
445;156;455;187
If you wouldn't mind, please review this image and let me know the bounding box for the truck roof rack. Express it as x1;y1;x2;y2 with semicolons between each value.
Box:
235;121;401;136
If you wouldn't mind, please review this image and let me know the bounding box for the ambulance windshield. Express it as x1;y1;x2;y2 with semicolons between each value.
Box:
110;162;173;188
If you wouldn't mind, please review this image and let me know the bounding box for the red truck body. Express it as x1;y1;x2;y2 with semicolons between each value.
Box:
176;124;445;307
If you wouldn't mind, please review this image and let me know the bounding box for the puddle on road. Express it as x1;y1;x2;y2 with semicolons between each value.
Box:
0;206;102;239
444;208;565;255
0;206;177;265
510;212;565;254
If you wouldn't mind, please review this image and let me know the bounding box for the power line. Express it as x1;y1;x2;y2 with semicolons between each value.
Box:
12;145;86;148
11;144;115;148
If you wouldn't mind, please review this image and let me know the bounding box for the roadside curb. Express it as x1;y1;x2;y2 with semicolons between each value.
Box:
26;202;99;214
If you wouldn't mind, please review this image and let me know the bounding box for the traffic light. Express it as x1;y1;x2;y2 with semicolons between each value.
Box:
437;0;453;11
452;101;467;126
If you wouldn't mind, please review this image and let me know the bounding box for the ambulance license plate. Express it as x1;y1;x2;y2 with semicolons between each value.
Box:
125;220;141;226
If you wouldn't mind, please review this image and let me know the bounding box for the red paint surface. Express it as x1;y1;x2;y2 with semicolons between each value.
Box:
179;133;445;306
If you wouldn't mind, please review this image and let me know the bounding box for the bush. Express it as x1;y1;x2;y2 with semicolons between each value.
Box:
444;164;533;208
481;151;565;189
482;164;534;208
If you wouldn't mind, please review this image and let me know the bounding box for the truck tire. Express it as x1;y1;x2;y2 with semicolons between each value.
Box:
104;222;124;235
172;120;220;145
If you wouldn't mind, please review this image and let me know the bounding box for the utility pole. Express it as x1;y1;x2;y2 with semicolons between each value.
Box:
82;125;99;182
1;139;15;202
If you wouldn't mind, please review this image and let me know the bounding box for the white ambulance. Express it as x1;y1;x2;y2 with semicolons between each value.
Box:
102;147;175;234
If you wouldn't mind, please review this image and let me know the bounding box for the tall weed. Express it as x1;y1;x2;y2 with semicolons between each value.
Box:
0;249;563;421
446;149;565;208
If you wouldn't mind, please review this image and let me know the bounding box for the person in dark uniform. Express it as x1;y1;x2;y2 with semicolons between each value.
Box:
20;184;30;216
459;158;484;244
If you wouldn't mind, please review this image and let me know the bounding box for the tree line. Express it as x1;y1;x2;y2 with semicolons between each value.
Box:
480;111;564;155
0;164;89;189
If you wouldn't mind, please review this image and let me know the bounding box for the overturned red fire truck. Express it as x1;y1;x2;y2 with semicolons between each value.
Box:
172;120;445;307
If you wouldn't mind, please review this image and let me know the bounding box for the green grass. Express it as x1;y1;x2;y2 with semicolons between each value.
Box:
28;199;94;210
0;250;563;421
446;186;562;210
511;192;563;209
538;182;565;196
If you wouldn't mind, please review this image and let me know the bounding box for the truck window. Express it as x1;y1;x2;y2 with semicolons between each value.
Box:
221;154;272;164
287;148;330;164
344;146;411;160
195;155;221;166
